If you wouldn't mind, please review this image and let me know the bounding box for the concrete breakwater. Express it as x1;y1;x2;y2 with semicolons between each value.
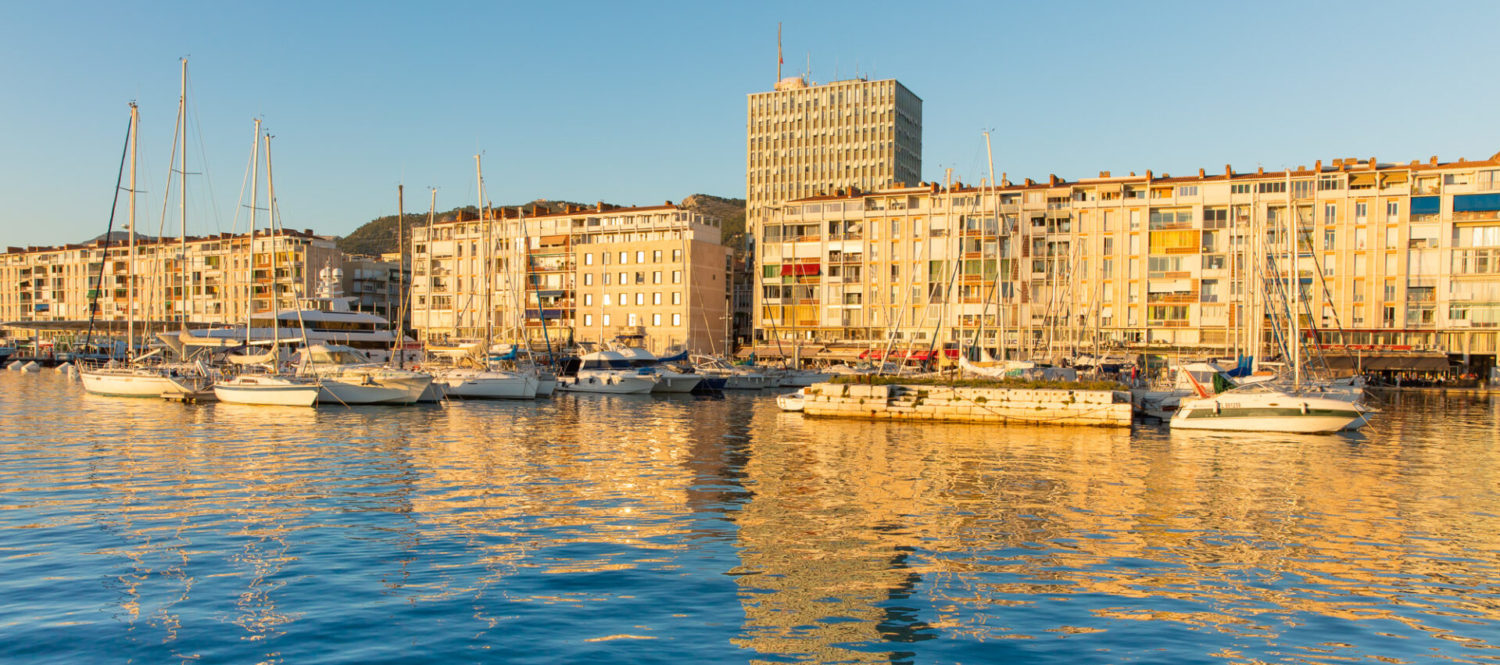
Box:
799;382;1133;427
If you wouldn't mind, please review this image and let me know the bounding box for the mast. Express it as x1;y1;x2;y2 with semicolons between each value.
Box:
1287;170;1300;387
245;118;261;350
395;184;405;368
126;102;138;362
423;188;436;350
477;154;492;355
178;58;188;333
265;132;280;354
984;131;1002;362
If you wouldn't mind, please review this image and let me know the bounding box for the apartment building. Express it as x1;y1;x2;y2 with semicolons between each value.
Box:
410;203;730;355
752;153;1500;373
0;230;382;331
746;76;922;239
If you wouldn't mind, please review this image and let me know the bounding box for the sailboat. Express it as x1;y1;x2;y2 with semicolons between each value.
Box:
80;100;199;397
422;155;539;399
212;122;321;406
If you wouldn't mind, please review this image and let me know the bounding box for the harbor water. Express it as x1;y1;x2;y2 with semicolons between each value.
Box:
1;371;1498;663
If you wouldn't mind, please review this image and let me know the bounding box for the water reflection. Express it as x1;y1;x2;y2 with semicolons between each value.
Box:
0;373;1496;664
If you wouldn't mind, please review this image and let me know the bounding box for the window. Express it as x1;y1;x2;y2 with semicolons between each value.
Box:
584;273;594;286
619;252;628;264
584;314;593;327
584;253;594;266
1231;183;1251;194
1386;201;1399;223
652;271;662;284
672;313;680;326
1355;228;1368;250
1355;201;1368;223
672;270;682;283
1318;175;1344;191
603;294;612;306
672;292;681;305
603;273;612;285
1291;179;1314;198
584;294;593;306
1258;181;1287;194
636;251;645;263
1177;185;1198;197
652;292;661;305
652;250;662;263
619;271;628;284
602;314;611;326
1324;203;1336;223
652;313;661;326
672;249;681;262
1323;229;1336;250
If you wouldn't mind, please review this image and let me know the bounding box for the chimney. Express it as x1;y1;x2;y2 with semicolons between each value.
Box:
596;201;605;212
665;200;673;206
1370;156;1377;168
1099;170;1110;178
1198;168;1205;178
1145;169;1153;179
1049;174;1059;186
1024;178;1035;186
1430;156;1439;165
1315;160;1322;172
1224;165;1232;176
1257;167;1264;175
930;182;939;193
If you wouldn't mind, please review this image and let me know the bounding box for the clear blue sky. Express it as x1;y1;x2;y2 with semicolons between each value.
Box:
4;0;1498;247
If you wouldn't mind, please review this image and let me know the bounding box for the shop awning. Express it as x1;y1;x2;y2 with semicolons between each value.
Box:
1322;351;1450;372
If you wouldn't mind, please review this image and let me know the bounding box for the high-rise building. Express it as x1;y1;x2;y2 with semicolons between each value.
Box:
745;76;922;240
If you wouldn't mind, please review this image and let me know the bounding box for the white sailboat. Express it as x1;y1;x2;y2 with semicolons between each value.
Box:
80;102;188;398
299;344;433;404
211;124;321;407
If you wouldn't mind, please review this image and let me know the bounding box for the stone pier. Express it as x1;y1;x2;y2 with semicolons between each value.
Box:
798;382;1133;427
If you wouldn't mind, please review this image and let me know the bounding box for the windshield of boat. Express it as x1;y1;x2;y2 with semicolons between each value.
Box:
308;348;368;365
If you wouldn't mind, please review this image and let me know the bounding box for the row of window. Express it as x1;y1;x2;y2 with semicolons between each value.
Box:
582;249;682;266
580;271;683;286
581;292;683;307
581;312;682;328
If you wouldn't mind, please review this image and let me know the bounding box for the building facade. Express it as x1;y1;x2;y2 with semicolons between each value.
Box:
0;230;352;326
752;153;1500;373
746;77;922;240
410;203;730;355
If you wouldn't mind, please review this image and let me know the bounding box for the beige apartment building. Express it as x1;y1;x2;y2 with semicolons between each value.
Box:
746;76;922;239
752;153;1500;374
0;230;366;334
410;203;730;355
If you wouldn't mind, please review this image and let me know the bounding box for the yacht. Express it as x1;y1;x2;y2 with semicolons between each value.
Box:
613;346;702;393
429;366;538;400
1169;382;1369;434
214;372;320;407
555;349;654;394
182;266;419;365
692;355;776;390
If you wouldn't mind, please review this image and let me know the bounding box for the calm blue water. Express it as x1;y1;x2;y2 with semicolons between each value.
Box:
1;371;1498;664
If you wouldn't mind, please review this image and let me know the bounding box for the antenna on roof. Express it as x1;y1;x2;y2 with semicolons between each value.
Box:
776;22;783;83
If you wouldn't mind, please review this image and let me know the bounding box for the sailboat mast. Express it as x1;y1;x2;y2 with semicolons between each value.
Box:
423;188;436;350
245;118;261;350
127;102;138;362
1287;171;1300;387
395;184;405;368
477;154;492;353
178;58;188;333
265;132;281;353
984;131;1002;362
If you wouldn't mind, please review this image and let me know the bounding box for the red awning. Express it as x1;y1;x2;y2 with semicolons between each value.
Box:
780;263;821;276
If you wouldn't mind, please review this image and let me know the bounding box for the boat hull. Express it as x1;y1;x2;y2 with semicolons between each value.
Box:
80;370;181;397
436;371;539;399
556;372;654;394
214;378;319;407
1171;403;1362;434
316;375;431;405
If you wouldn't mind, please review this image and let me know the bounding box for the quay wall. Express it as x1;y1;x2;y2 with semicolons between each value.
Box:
799;382;1133;427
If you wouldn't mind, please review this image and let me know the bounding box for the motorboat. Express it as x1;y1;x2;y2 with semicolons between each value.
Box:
1170;382;1369;434
613;346;702;393
555;350;654;394
776;387;812;412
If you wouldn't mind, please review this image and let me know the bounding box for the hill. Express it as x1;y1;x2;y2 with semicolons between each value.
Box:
337;194;747;257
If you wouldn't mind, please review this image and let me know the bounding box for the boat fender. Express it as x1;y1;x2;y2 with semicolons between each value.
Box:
1300;402;1308;415
1213;401;1221;415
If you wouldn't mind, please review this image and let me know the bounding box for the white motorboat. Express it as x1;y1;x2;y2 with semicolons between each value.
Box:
298;344;433;405
613;346;702;393
776;387;811;412
213;373;320;407
430;366;539;399
1170;383;1367;434
776;368;833;387
556;350;654;394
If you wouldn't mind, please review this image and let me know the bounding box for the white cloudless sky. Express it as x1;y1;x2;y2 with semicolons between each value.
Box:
3;0;1497;247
